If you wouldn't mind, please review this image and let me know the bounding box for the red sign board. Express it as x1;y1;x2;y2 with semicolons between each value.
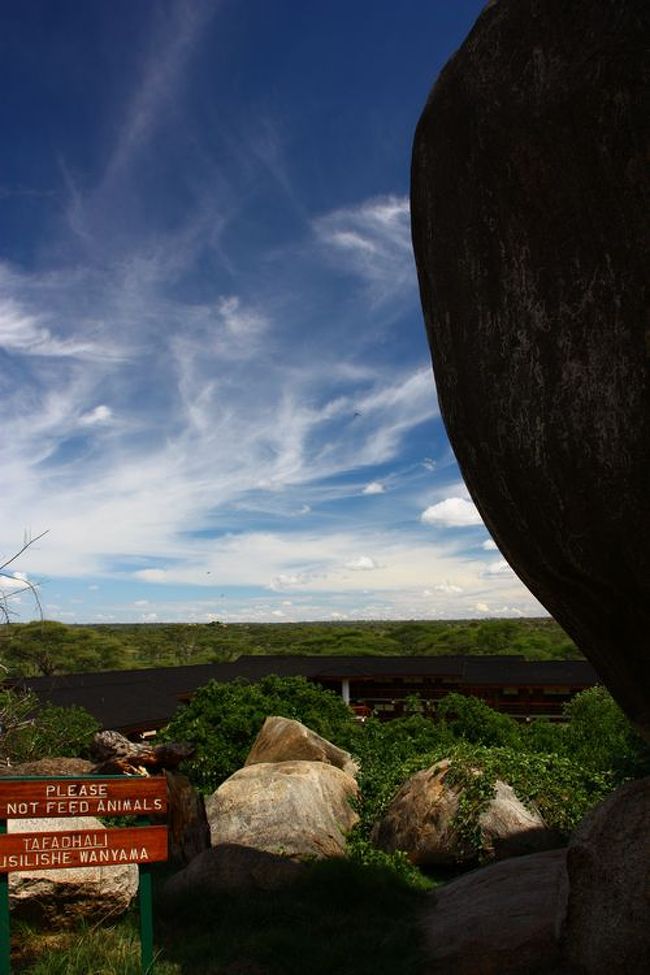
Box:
0;778;168;819
0;775;169;973
0;825;168;873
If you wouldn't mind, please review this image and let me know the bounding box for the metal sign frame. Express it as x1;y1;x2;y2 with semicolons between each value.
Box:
0;775;169;975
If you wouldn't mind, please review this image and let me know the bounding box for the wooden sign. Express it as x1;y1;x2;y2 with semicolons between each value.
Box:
0;777;167;819
0;825;168;873
0;775;170;974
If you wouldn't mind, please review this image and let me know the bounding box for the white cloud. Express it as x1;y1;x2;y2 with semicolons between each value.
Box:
421;497;483;528
474;601;524;618
344;556;379;571
482;539;498;551
314;195;413;303
362;481;385;495
481;559;514;577
134;569;169;583
434;581;464;594
269;572;313;591
218;295;267;339
102;0;216;183
79;405;113;426
0;298;124;361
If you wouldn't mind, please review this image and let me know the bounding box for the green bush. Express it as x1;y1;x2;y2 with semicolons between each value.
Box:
0;690;100;765
161;674;357;792
522;717;567;754
435;692;523;748
562;685;650;781
443;742;614;859
2;620;129;676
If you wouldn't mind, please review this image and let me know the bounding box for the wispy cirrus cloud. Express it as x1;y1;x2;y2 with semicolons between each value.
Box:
0;296;125;361
103;0;219;184
313;195;414;304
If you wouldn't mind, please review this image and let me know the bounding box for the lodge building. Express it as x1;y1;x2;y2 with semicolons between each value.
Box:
11;654;598;738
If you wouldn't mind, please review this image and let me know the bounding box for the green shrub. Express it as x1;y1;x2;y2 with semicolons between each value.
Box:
345;832;435;890
435;692;523;748
161;674;357;792
0;690;100;765
522;717;567;754
442;742;614;859
562;685;650;781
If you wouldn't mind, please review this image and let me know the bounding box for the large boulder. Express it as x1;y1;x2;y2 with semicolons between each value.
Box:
7;816;138;926
245;716;358;778
560;776;650;973
411;0;650;737
421;848;568;975
206;760;358;860
163;843;307;900
372;759;557;866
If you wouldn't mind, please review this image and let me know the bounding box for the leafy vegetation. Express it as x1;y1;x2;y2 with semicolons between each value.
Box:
345;684;648;867
0;689;99;766
160;674;358;792
0;621;129;676
7;676;650;973
0;616;581;675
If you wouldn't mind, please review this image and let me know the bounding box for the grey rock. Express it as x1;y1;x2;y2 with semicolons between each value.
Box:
561;776;650;974
372;759;558;866
0;758;95;777
163;843;307;899
421;848;568;974
206;760;358;860
155;770;210;865
245;716;358;778
7;816;138;926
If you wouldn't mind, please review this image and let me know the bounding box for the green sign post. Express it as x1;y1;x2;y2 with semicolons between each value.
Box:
0;776;168;974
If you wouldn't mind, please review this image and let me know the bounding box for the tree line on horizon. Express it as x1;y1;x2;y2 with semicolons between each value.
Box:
0;617;580;678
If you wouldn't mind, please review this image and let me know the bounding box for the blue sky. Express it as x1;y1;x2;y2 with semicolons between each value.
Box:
0;0;546;624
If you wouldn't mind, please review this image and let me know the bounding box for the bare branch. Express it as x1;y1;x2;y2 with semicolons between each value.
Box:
0;529;49;573
0;532;47;626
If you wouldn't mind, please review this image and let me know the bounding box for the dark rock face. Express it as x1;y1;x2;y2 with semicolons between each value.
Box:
411;0;650;735
162;844;307;900
420;848;568;975
561;777;650;974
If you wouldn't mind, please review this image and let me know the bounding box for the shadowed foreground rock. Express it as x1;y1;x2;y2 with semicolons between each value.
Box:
561;777;650;974
160;770;211;865
421;849;568;975
411;0;650;735
163;843;307;899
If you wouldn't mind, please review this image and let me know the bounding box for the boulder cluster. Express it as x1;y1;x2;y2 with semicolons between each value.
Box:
4;718;650;972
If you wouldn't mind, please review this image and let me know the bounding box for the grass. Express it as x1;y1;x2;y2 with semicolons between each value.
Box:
11;858;437;975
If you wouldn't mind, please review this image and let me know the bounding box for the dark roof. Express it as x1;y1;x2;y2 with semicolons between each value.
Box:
10;654;598;732
463;657;598;685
